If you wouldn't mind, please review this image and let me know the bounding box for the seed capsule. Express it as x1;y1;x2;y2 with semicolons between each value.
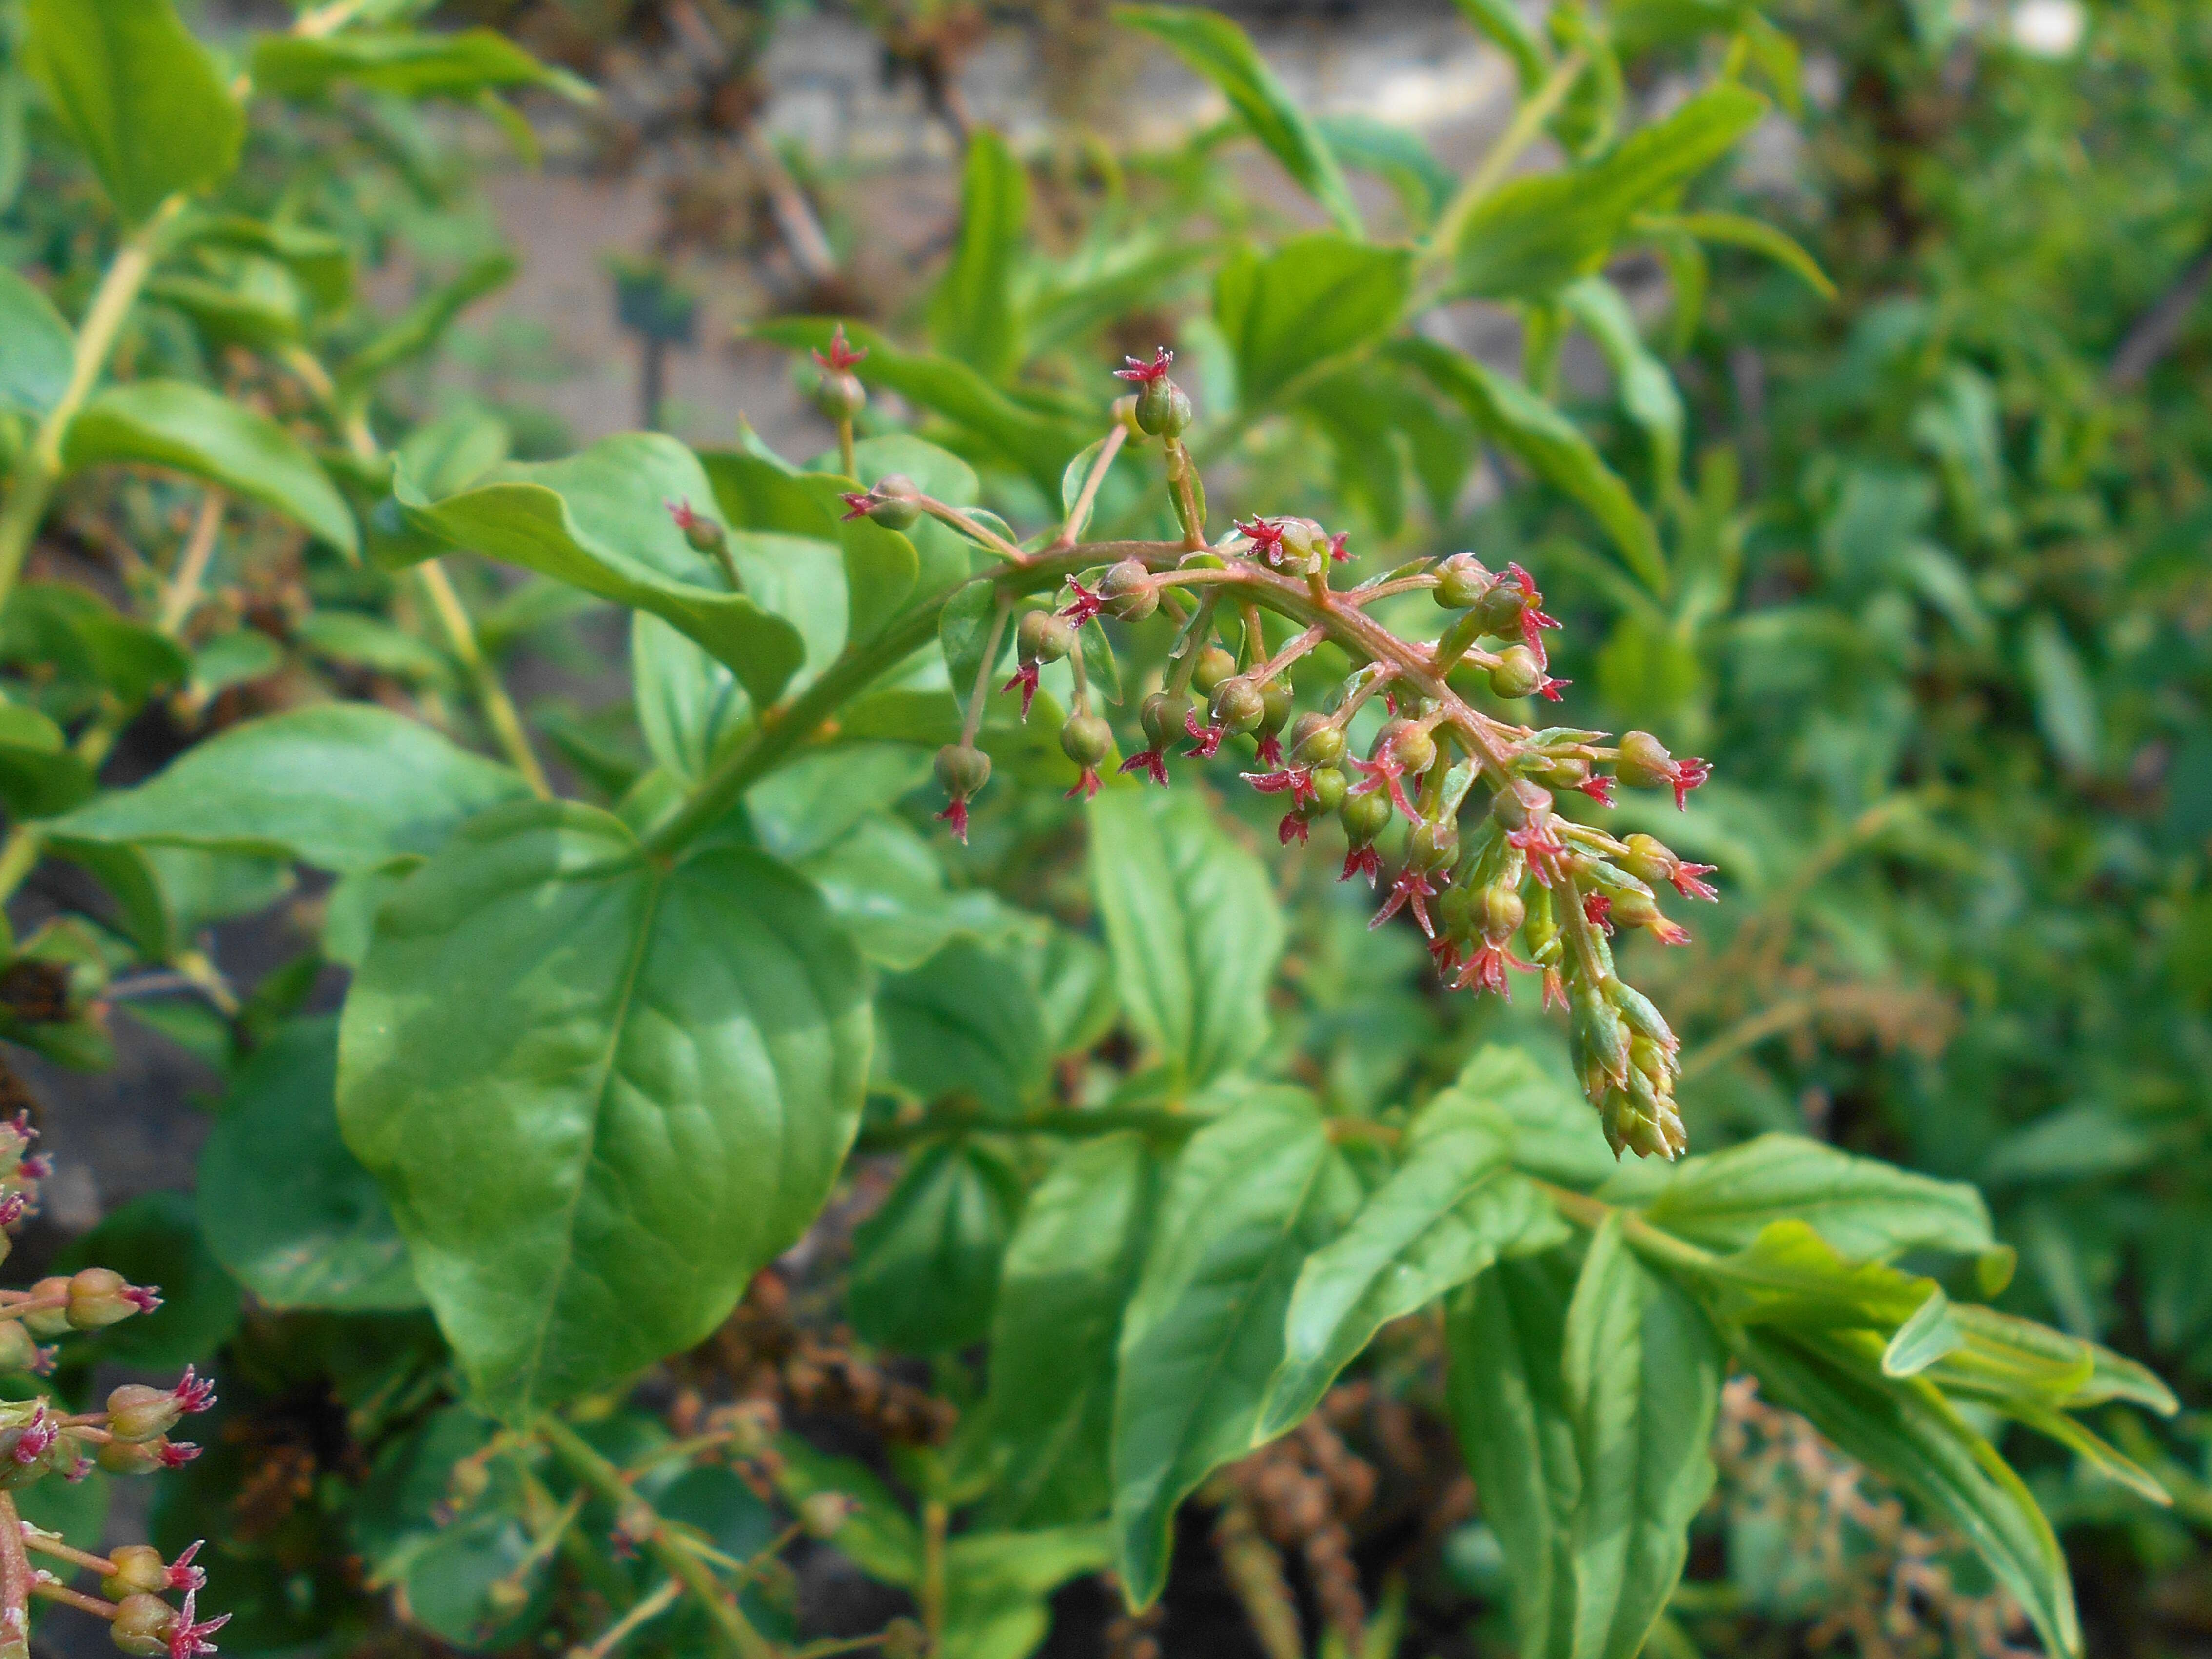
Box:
1474;580;1527;637
1060;713;1113;768
866;474;923;530
1210;677;1265;732
1489;645;1545;699
101;1546;169;1600
1098;558;1158;623
1407;816;1459;874
1476;882;1525;942
813;370;866;423
1616;731;1675;790
1288;713;1344;767
1373;718;1436;776
22;1275;69;1338
1341;789;1393;847
110;1594;175;1658
1433;553;1492;609
934;744;991;801
1017;609;1076;665
1140;691;1192;749
1191;645;1236;695
1133;375;1193;439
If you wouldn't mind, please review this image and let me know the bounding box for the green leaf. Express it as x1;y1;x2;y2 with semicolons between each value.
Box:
799;818;1014;973
336;800;870;1420
749;743;933;863
1088;786;1285;1087
0;698;93;818
47;703;531;874
1453;86;1767;299
396;433;807;710
1111;1089;1359;1605
1;582;187;713
197;1017;422;1311
771;1437;923;1585
846;434;981;609
0;268;73;417
846;1139;1022;1353
251;29;592;103
1882;1286;1964;1376
342;254;517;400
942;1526;1116;1659
1642;1134;1994;1261
1448;0;1548;91
1260;1093;1564;1439
2022;612;2100;774
146;257;304;350
1444;1257;1580;1659
1397;339;1665;592
1561;276;1683;496
1562;1218;1725;1659
985;1134;1154;1529
1635;209;1835;298
1114;5;1362;237
23;0;244;224
931;129;1029;380
1315;114;1457;234
64;380;359;556
1214;234;1411;410
632;612;746;787
874;939;1049;1114
1733;1325;2081;1659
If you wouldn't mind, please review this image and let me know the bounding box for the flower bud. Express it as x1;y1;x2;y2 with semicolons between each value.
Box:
1133;376;1193;439
1476;881;1525;943
1609;978;1676;1052
1436;883;1477;943
107;1383;182;1443
1140;691;1192;749
99;1438;165;1475
934;743;991;802
1374;719;1437;776
110;1594;175;1658
1527;753;1590;790
1060;713;1113;769
1210;677;1265;732
1098;558;1158;622
1487;779;1552;832
1341;789;1393;848
68;1267;151;1330
1191;644;1236;695
1433;553;1492;609
1288;713;1344;767
669;499;727;554
866;474;923;531
1616;731;1675;790
22;1276;70;1338
1407;816;1459;874
1489;645;1545;700
800;1492;852;1539
1258;680;1293;735
1474;580;1527;637
813;370;866;423
102;1546;169;1600
0;1323;38;1375
1305;765;1348;816
1017;609;1076;666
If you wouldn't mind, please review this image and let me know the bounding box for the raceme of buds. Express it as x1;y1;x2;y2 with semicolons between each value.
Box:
919;346;1718;1157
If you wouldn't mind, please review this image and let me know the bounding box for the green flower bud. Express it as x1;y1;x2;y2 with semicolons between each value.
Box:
1408;816;1459;874
1375;719;1436;776
800;1492;852;1539
1191;644;1236;695
68;1267;148;1331
1288;713;1344;767
1258;680;1294;735
1616;731;1674;790
111;1594;175;1658
1017;608;1076;665
1474;580;1527;637
1476;881;1526;943
1306;765;1348;816
867;474;923;531
1341;789;1393;848
0;1322;37;1375
107;1384;180;1444
1433;553;1492;609
1487;779;1551;832
1436;882;1478;942
1133;376;1193;439
1140;691;1192;749
1210;676;1265;732
934;744;992;802
813;370;866;423
101;1546;169;1600
1489;645;1545;699
22;1276;70;1339
1061;713;1113;768
1098;558;1158;622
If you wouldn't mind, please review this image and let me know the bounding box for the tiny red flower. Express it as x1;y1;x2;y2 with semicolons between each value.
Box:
1120;749;1170;786
18;1157;47;1182
1326;532;1350;563
1065;767;1102;802
1183;711;1224;758
838;491;874;522
1507;821;1569;886
1669;860;1720;902
1430;934;1463;979
167;1541;207;1593
1114;347;1174;384
166;1589;231;1659
13;1407;51;1465
1647;915;1693;946
1234;517;1287;563
0;1194;26;1230
813;324;867;373
158;1441;201;1467
1541;966;1568;1011
1341;844;1381;888
1505;562;1561;658
1347;752;1419;818
1578;774;1616;807
935;799;971;842
172;1366;216;1415
1537;674;1570;703
122;1284;162;1314
1583;892;1615;935
1453;943;1514;1000
1254;731;1284;766
1371;867;1440;938
1002;661;1040;721
1279;812;1308;846
1243;766;1316;808
1669;756;1712;811
1057;579;1104;627
667;498;707;533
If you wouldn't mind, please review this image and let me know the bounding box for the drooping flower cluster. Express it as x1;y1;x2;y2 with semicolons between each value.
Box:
858;349;1715;1157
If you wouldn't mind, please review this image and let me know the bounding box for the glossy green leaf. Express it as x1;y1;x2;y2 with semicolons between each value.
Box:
985;1133;1154;1529
251;30;592;103
1088;786;1285;1087
631;612;746;786
931;128;1029;380
64;380;358;556
1563;1217;1725;1659
0;268;72;417
336;800;870;1420
1643;1133;1994;1261
942;1525;1116;1659
1561;276;1683;495
1;582;187;714
1115;4;1362;236
1733;1325;2081;1659
1453;86;1766;299
800;818;1013;973
700;457;919;648
0;698;92;818
146;257;304;350
1398;339;1665;592
749;743;933;863
197;1017;421;1311
1445;1257;1581;1659
48;703;530;874
846;434;980;609
1261;1095;1564;1439
1111;1089;1359;1605
846;1139;1022;1353
23;0;244;224
396;433;807;709
1214;235;1411;409
874;939;1049;1114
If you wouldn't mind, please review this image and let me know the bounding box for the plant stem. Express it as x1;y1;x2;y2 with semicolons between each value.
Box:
158;490;225;635
28;1582;115;1619
0;1493;31;1659
918;496;1025;564
920;1501;948;1653
1424;49;1588;277
1052;424;1127;548
837;418;856;481
18;1532;117;1578
414;560;553;797
0;197;187;611
539;1418;775;1659
574;1576;684;1659
959;594;1011;748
